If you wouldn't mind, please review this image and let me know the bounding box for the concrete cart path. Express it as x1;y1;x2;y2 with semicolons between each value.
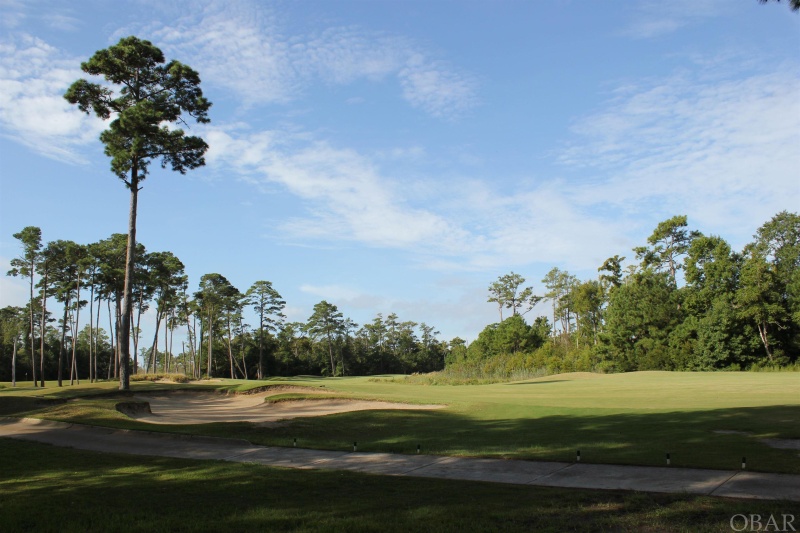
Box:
2;417;798;502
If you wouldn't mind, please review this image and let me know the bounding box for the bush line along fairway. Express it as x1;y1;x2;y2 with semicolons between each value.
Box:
1;371;799;474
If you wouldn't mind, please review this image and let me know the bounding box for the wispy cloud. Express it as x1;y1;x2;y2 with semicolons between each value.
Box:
559;58;800;245
148;0;477;117
0;33;104;162
206;123;624;272
622;0;728;39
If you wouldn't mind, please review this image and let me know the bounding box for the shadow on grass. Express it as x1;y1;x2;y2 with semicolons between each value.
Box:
0;438;793;533
2;392;799;474
257;404;800;473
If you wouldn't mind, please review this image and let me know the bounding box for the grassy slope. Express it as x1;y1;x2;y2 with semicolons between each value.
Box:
1;371;799;473
0;438;793;533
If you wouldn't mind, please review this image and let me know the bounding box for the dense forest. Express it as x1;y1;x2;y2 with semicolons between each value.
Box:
1;229;446;384
451;211;800;381
1;211;798;385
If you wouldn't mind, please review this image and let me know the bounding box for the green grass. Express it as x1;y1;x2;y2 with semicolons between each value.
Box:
0;438;794;532
2;371;799;473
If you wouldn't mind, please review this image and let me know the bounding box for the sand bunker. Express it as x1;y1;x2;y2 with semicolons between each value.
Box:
126;389;443;425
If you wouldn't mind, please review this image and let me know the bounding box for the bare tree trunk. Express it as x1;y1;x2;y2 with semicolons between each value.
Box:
164;315;169;374
58;297;70;387
94;294;100;381
119;173;139;391
108;298;115;381
147;309;162;374
227;315;236;379
167;312;174;374
70;272;81;385
88;275;94;383
206;310;213;378
29;259;37;387
39;269;48;387
11;333;18;387
757;321;773;362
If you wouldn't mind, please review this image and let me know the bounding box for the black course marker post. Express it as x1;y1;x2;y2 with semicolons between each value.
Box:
666;453;671;466
353;441;357;452
417;444;421;454
576;450;581;462
742;457;746;470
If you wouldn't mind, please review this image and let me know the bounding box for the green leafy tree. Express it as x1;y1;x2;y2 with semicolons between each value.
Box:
487;272;541;321
7;226;42;386
598;255;625;290
144;252;187;374
195;273;238;378
245;281;286;379
65;36;211;391
305;301;345;376
602;270;682;371
0;306;26;385
634;215;700;284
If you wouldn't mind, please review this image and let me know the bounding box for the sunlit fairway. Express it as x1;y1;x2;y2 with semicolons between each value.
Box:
1;371;799;473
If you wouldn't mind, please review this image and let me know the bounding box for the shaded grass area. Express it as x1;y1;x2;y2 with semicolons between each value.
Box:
0;438;794;533
2;372;799;474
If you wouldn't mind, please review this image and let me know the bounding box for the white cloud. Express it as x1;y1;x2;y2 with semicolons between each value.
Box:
149;0;477;117
559;59;800;245
0;34;104;162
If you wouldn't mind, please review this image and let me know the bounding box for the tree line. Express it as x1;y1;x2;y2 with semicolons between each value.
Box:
0;228;447;385
453;212;799;377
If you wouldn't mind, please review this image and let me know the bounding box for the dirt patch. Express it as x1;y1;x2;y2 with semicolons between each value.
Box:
127;391;443;425
714;430;800;454
761;438;800;451
116;401;152;416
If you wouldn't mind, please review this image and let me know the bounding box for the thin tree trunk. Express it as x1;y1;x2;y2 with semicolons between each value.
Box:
88;273;94;382
164;314;169;374
757;321;773;362
148;309;162;374
168;311;174;374
227;315;235;379
39;268;48;387
206;310;213;378
94;293;101;381
119;172;139;391
240;322;248;380
133;291;143;375
11;333;17;387
58;297;70;387
108;298;115;380
70;271;82;385
29;257;37;387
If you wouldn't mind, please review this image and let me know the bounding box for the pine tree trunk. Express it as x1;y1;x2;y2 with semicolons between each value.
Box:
29;260;37;387
70;272;81;385
148;309;162;374
88;275;94;382
119;171;139;391
12;334;17;387
39;268;48;387
58;298;70;387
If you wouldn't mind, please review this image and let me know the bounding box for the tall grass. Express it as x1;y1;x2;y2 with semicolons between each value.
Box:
407;343;599;385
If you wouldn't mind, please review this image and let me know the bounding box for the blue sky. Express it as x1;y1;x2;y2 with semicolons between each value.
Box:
1;0;798;346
